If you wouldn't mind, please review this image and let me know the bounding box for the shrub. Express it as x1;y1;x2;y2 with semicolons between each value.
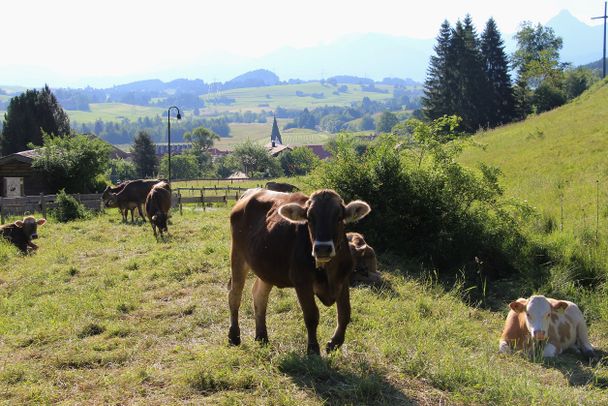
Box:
51;189;89;222
312;116;529;279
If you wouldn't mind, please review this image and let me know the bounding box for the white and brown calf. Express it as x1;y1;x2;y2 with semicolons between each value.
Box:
499;295;595;359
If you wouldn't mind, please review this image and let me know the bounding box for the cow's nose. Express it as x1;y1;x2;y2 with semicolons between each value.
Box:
533;330;546;340
313;242;335;260
31;233;38;240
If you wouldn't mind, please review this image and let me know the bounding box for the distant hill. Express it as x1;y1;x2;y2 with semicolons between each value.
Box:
225;69;280;88
582;57;607;75
547;10;605;65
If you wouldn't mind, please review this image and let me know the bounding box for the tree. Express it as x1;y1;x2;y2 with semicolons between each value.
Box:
297;108;316;129
106;158;137;183
480;17;515;126
280;146;320;176
1;85;70;155
232;140;282;177
160;153;199;180
132;131;158;178
184;126;219;173
30;133;110;193
422;20;454;121
376;111;399;133
360;114;375;131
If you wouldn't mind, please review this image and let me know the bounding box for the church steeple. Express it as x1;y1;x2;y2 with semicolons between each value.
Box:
270;116;282;147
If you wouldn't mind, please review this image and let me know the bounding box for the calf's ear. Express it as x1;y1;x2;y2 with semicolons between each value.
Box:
344;201;371;224
14;220;24;228
278;203;307;224
552;301;568;313
36;218;46;226
509;299;527;313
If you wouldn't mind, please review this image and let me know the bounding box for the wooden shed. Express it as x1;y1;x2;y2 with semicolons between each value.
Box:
0;149;50;197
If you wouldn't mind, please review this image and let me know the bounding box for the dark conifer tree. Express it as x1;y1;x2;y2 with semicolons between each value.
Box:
422;20;453;121
1;85;70;155
480;17;515;126
132;131;158;178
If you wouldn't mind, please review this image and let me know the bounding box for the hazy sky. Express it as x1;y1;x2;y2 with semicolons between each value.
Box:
1;0;604;86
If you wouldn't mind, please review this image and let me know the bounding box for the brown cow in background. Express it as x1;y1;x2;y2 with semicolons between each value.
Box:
347;232;382;286
228;188;371;354
104;179;161;222
265;181;299;193
145;181;172;239
1;216;46;253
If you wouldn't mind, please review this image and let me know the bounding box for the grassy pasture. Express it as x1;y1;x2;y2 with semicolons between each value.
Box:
66;103;166;123
459;79;608;238
1;206;608;404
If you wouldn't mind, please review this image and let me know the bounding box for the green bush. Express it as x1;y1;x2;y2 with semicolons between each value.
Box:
51;189;89;222
312;116;529;279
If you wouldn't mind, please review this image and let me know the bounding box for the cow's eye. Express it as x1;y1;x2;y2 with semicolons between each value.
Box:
545;313;550;318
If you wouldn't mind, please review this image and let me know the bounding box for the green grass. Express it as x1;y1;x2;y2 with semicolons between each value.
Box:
1;207;607;404
459;79;608;236
66;103;166;123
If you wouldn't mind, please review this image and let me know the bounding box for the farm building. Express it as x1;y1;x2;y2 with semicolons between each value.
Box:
0;138;130;197
265;116;292;157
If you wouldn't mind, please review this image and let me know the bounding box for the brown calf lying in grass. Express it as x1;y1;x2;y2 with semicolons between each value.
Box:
347;232;381;286
0;216;46;253
499;295;595;359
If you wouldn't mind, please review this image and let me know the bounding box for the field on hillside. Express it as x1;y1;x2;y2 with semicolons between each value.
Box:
218;120;331;149
67;103;166;123
1;206;608;404
459;80;608;238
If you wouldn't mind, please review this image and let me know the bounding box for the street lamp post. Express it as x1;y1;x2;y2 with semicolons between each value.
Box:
167;106;182;185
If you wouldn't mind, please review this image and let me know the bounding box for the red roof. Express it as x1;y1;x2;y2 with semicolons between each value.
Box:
304;144;331;160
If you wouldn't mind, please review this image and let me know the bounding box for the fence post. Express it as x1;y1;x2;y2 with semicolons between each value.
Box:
179;190;183;215
40;192;47;219
0;197;4;224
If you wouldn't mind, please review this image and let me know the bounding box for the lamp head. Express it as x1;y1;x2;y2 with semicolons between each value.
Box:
176;112;182;120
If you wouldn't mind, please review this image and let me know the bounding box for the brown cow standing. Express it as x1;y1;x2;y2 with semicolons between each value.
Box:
145;181;172;239
102;181;134;220
1;216;46;253
265;181;299;193
228;188;371;354
346;232;381;286
104;179;161;222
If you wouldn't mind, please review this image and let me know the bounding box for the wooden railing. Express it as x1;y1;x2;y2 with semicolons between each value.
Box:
172;186;254;214
0;193;103;223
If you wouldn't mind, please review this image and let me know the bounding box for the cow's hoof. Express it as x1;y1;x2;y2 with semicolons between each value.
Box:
228;327;241;346
326;340;342;353
255;334;269;344
307;343;321;356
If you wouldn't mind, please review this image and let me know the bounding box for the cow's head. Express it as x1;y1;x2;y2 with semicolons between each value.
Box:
151;212;168;233
278;190;370;265
105;192;118;208
509;295;568;341
14;216;46;241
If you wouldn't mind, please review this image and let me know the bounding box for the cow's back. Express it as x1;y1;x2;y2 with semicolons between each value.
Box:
146;182;172;215
0;224;27;251
119;179;159;204
231;189;309;287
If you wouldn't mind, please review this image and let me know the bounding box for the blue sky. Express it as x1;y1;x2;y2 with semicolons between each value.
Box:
1;0;604;86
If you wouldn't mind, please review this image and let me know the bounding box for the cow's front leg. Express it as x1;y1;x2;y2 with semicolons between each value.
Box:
295;285;320;355
327;283;350;352
543;342;558;358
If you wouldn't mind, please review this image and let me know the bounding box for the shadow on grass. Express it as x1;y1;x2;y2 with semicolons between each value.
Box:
277;352;417;405
540;348;608;388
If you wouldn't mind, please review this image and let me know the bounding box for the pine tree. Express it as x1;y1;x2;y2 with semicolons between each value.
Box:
480;18;515;126
450;15;490;132
132;131;158;178
422;20;453;121
1;85;70;155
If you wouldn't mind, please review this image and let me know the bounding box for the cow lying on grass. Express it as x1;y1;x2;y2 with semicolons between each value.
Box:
0;216;46;253
347;232;382;286
145;181;172;239
499;295;595;359
228;188;370;355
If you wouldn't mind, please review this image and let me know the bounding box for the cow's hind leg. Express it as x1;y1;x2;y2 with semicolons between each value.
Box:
327;284;350;353
576;322;596;359
252;277;273;343
295;285;320;355
138;204;146;222
228;250;248;346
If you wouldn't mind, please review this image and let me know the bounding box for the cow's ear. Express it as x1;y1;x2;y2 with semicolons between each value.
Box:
36;218;46;226
552;301;568;313
152;215;157;222
344;200;371;224
278;203;307;224
14;220;24;228
509;299;527;313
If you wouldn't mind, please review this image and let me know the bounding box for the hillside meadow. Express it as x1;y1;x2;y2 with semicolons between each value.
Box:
1;204;608;405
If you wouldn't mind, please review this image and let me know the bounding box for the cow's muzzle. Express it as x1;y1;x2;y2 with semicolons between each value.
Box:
31;233;38;240
533;330;546;341
312;241;335;263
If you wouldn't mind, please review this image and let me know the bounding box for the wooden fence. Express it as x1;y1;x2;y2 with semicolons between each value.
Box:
0;193;104;223
172;186;252;214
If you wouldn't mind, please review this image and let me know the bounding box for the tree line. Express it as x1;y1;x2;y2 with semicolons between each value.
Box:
423;16;598;133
